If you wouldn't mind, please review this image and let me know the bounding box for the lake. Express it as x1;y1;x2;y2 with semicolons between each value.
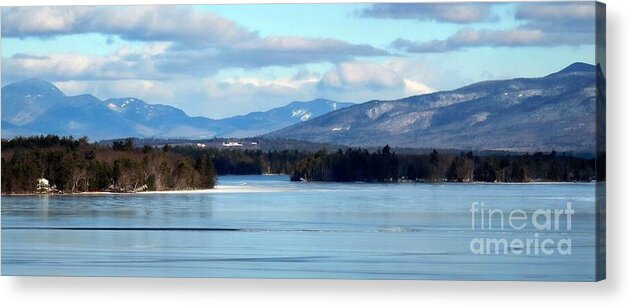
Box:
1;175;598;280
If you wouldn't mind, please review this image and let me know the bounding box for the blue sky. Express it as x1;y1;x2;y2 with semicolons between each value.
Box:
1;2;598;118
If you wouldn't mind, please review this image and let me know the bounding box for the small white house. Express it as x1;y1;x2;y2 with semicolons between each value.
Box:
36;178;51;192
222;141;243;147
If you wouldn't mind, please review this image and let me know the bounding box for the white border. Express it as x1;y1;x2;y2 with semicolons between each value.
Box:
1;1;629;306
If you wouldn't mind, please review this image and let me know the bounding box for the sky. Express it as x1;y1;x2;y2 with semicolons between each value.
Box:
1;2;599;119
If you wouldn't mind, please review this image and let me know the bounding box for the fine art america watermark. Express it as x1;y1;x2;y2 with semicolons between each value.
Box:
469;202;574;256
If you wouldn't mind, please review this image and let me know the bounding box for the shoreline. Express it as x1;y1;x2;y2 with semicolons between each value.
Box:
1;179;597;196
1;185;295;196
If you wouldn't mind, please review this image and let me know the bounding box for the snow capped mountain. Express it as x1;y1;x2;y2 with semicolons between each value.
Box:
1;79;67;126
291;109;311;121
1;81;352;140
266;63;604;153
103;98;191;123
214;99;354;137
1;63;603;152
289;100;347;121
290;100;344;122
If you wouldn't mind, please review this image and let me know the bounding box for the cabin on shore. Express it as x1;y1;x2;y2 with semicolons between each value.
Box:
36;178;51;192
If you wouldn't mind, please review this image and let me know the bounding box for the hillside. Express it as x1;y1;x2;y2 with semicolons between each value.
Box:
266;63;604;153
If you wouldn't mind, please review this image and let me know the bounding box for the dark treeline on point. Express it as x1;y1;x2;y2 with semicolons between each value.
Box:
1;136;216;194
289;145;596;183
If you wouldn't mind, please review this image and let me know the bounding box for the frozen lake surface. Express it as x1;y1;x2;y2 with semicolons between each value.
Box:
1;175;597;280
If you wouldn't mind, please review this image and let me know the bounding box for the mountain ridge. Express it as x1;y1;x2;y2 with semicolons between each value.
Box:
2;62;602;152
1;81;353;140
265;62;602;152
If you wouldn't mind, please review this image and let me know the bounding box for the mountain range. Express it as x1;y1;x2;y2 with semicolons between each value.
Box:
0;79;352;140
2;62;603;152
266;62;604;153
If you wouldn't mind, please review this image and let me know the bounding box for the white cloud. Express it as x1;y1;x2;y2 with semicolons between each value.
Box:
390;2;596;53
320;61;404;91
392;26;589;53
403;79;433;96
57;79;175;101
317;61;433;102
384;58;471;91
516;2;596;22
45;60;434;119
3;45;166;81
1;6;255;47
223;75;319;90
2;6;387;74
53;76;319;119
151;38;386;75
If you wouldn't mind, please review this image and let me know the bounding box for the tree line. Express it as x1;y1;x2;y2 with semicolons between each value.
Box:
171;146;304;175
1;136;216;194
289;145;596;183
2;136;598;194
164;143;597;183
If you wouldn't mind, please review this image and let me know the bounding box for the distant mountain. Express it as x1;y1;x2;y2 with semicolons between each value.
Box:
1;79;67;126
266;63;603;153
216;99;353;137
0;80;351;140
3;63;603;152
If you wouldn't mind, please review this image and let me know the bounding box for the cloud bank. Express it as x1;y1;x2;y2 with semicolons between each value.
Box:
390;2;596;53
358;3;497;24
1;6;388;76
1;3;597;118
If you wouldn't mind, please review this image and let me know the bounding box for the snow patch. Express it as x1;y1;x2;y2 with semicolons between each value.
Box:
366;103;394;119
107;103;120;112
331;126;350;132
470;112;491;125
429;93;481;108
377;111;434;132
292;109;312;121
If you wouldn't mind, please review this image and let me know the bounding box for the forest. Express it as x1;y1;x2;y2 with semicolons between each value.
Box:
1;136;598;194
171;146;304;175
1;136;216;194
289;145;596;183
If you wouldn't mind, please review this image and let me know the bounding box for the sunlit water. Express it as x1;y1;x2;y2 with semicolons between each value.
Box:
1;175;598;280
